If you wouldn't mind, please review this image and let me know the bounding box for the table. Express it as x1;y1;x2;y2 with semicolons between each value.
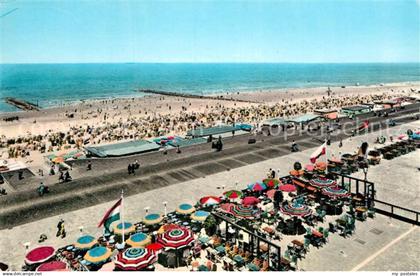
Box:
291;240;303;247
356;206;367;212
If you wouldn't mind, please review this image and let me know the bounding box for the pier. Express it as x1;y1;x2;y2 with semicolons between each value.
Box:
138;89;259;103
4;97;40;111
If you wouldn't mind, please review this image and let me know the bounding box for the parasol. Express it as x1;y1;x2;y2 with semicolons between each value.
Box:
280;202;312;217
176;203;195;215
223;190;243;199
36;261;67;271
321;186;350;198
143;213;163;225
113;222;136;235
84;246;112;264
157;227;195;250
279;184;297;192
191;210;210;222
242;196;260;206
114;247;157;271
199;196;221;206
247;182;267;191
74;235;97;250
309;177;336;188
126;233;151;247
25;246;55;265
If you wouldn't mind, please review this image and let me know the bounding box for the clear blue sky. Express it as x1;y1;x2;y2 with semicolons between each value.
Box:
1;0;419;63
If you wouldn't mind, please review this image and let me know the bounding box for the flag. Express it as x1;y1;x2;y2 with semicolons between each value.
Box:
310;142;327;163
98;198;122;232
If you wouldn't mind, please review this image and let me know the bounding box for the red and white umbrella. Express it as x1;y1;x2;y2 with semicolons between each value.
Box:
115;247;157;271
199;196;221;206
25;246;55;265
242;196;260;206
279;184;297;192
36;261;67;271
157;227;195;250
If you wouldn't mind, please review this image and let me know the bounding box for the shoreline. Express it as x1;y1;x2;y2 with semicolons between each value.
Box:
1;81;419;116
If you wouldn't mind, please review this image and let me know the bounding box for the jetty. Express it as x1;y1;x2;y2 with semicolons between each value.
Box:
4;97;40;111
138;89;259;103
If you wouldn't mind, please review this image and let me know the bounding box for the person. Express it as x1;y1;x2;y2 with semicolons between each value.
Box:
291;140;299;152
176;145;181;154
64;171;72;182
38;182;46;196
56;219;66;239
59;171;64;182
339;139;343;148
273;190;283;209
134;160;139;170
128;164;132;175
270;168;275;179
87;161;92;171
49;165;55;176
38;234;47;243
18;170;24;180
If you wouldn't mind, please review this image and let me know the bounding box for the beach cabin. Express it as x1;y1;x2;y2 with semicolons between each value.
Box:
375;99;400;109
340;105;372;117
85;140;160;157
286;114;321;130
314;109;338;120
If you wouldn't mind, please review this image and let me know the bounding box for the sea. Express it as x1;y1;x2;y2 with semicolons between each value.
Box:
0;63;419;113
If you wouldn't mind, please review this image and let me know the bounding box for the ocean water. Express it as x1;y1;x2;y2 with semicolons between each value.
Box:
0;63;419;112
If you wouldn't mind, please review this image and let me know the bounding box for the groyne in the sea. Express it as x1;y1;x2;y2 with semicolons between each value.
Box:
4;97;40;111
138;89;259;103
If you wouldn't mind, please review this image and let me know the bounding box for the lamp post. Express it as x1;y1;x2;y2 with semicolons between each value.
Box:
162;201;168;217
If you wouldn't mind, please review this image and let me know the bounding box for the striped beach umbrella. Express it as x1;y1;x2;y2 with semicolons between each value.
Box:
247;182;267;191
176;203;195;215
289;170;304;177
242;196;260;206
84;246;112;264
262;178;280;189
230;204;259;219
279;184;297;193
310;177;336;188
321;186;350;198
126;233;151;247
191;210;210;222
280;202;312;217
157;224;180;234
115;247;157;271
157;227;195;250
36;261;67;271
223;190;243;199
113;222;136;235
143;213;163;225
74;235;97;250
25;246;55;265
266;189;276;199
199;196;221;206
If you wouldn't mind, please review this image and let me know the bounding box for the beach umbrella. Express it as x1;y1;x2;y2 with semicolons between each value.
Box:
191;210;210;222
143;213;163;225
113;222;136;235
262;178;280;189
25;246;55;265
321;186;350;198
84;246;112;264
309;177;336;188
52;156;64;164
280;202;312;217
199;196;221;206
223;190;243;199
305;164;314;172
279;184;297;193
289;170;304;177
247;182;267;191
222;204;258;219
74;235;97;250
115;247;157;271
242;196;260;206
157;224;180;234
266;189;276;199
146;243;164;252
126;233;151;247
176;203;195;215
315;161;327;171
157;227;195;250
36;261;67;272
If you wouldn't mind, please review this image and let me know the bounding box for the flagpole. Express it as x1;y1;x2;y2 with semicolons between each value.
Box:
121;189;125;248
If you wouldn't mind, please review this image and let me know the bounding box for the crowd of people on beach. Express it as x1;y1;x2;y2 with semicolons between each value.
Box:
1;93;396;159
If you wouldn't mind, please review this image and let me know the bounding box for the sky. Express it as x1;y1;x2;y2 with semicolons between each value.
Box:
0;0;419;63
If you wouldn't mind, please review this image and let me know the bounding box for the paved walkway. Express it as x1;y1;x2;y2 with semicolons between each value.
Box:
0;121;419;270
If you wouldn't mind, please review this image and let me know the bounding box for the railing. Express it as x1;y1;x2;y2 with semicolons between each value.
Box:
373;199;420;226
